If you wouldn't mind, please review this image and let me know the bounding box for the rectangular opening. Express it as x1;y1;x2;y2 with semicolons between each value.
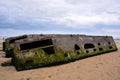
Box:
43;47;55;54
9;35;27;43
20;39;53;50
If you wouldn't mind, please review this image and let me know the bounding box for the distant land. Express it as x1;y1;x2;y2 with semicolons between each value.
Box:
0;35;120;39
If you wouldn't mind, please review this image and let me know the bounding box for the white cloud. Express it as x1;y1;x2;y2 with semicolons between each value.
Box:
0;0;120;37
51;13;120;27
0;0;120;27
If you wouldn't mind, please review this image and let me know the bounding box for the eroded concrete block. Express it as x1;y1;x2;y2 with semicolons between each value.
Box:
4;34;118;70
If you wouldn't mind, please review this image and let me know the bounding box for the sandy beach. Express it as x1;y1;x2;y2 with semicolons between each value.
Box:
0;39;120;80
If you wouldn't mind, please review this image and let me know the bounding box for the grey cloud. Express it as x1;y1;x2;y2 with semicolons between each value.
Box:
0;0;120;27
0;0;120;37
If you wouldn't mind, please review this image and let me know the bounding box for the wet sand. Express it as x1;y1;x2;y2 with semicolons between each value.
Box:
0;39;120;80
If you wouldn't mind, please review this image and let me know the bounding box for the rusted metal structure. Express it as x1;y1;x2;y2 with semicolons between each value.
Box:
3;34;117;70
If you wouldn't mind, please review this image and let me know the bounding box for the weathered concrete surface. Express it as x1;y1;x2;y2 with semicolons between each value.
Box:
3;34;118;70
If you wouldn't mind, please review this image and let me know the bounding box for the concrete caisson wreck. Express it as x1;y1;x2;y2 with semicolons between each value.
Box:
3;34;117;70
3;35;28;57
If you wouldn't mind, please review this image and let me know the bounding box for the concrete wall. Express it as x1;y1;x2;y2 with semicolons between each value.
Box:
52;35;116;51
4;34;117;70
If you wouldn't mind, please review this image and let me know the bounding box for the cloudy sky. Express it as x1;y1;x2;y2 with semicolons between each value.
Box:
0;0;120;38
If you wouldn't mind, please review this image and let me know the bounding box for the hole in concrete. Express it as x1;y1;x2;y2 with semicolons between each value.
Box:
20;39;53;50
99;48;103;51
77;52;80;55
94;49;96;52
98;43;101;45
3;42;6;51
64;53;68;57
35;52;37;55
109;46;113;49
74;44;80;50
108;42;111;45
43;47;55;54
86;50;89;53
84;43;95;49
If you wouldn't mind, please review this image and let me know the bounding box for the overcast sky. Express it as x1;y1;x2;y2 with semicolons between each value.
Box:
0;0;120;38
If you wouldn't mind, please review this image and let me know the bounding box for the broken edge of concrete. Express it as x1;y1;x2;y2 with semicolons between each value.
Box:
3;34;118;71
